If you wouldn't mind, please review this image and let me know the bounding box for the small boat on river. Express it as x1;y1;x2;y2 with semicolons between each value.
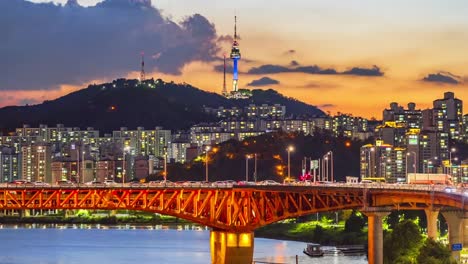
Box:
303;243;324;257
304;244;366;257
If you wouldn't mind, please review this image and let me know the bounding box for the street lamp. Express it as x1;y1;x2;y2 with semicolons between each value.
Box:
367;147;375;177
205;146;211;182
253;154;258;182
449;148;456;176
287;146;294;180
406;151;417;177
329;151;334;182
123;146;130;184
245;155;251;182
163;147;168;182
322;156;329;181
426;160;432;174
82;149;85;184
323;152;332;182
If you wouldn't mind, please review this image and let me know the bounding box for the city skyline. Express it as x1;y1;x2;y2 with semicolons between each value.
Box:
2;0;468;119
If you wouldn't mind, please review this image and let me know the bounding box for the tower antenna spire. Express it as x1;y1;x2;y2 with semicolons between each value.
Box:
140;51;145;82
222;54;227;95
234;15;237;41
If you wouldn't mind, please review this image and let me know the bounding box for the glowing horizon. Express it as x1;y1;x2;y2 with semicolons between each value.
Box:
3;0;467;119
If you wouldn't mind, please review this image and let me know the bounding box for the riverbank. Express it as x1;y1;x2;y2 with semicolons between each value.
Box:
255;221;367;246
0;211;191;225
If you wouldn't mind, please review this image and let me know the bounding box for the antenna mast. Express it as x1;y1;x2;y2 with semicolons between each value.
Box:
222;54;227;95
140;51;145;81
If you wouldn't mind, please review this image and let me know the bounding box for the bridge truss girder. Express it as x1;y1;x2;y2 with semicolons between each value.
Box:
1;187;466;232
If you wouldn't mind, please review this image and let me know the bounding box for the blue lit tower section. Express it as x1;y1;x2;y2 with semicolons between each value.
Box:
230;16;241;92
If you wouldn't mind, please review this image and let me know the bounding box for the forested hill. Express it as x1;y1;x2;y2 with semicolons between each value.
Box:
0;78;325;132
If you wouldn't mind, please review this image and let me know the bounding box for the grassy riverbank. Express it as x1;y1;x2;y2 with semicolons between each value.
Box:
0;210;191;225
255;219;367;246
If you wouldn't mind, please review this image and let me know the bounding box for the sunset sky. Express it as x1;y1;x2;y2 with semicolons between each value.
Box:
2;0;467;118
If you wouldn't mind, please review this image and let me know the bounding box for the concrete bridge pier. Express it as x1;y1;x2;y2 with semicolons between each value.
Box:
424;208;440;239
441;211;464;262
210;230;254;264
363;209;391;264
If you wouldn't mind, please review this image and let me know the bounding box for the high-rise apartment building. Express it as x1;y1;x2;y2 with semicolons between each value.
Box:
433;92;463;140
0;146;21;183
21;144;52;182
383;102;422;129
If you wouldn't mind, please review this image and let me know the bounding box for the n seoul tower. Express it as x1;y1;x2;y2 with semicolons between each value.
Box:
230;16;241;93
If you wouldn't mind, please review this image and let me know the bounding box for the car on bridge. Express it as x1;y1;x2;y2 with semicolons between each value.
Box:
182;181;203;187
237;181;256;186
33;181;50;187
56;180;75;186
86;181;105;187
104;180;117;186
444;186;456;193
258;180;281;186
9;180;34;186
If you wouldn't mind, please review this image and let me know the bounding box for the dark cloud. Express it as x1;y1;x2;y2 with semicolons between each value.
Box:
290;60;300;66
1;0;220;90
247;64;340;76
213;63;234;73
247;77;280;86
422;72;460;84
247;64;292;74
318;104;336;108
284;49;296;55
342;66;383;76
217;34;241;43
295;66;338;74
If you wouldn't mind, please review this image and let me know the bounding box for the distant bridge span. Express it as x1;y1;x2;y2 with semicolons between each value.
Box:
0;184;465;232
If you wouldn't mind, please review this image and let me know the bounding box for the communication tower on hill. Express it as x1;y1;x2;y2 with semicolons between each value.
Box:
140;51;145;82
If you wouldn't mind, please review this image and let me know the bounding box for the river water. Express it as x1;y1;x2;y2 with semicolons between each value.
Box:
0;224;367;264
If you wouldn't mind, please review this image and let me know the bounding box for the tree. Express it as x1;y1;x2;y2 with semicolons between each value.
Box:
344;211;366;233
384;219;423;263
417;238;456;264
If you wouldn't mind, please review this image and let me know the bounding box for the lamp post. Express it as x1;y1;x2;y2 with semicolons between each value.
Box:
245;155;251;182
406;151;417;175
449;148;456;176
254;154;257;182
71;143;79;183
82;148;85;184
287;146;294;180
323;152;332;182
425;161;431;174
329;151;334;182
368;148;375;177
324;156;329;181
205;146;211;182
163;147;168;182
123;146;130;184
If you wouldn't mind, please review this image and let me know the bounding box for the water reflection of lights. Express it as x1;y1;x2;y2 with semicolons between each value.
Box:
0;223;209;231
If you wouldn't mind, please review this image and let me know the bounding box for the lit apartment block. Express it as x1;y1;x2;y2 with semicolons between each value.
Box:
0;146;21;183
113;126;171;158
21;144;52;182
360;141;406;183
383;102;422;129
375;121;407;147
433;92;463;141
169;141;191;163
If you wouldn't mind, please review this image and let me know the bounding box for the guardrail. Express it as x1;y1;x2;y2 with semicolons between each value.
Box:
0;181;465;196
